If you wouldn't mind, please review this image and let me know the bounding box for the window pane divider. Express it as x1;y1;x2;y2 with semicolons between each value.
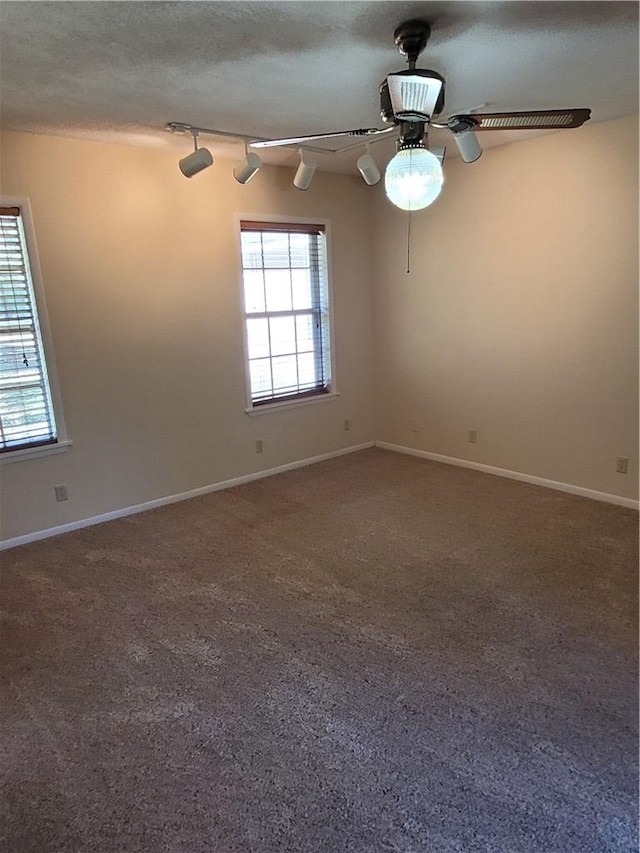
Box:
245;309;319;320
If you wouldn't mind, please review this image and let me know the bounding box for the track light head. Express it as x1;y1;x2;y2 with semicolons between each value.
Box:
293;150;317;191
357;144;381;185
233;144;262;184
179;130;214;177
179;147;214;177
448;117;482;164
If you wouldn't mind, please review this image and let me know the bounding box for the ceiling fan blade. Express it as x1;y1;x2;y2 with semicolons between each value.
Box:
250;128;392;149
456;108;591;131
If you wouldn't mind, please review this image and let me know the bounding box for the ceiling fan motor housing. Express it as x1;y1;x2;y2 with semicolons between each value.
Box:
380;69;446;125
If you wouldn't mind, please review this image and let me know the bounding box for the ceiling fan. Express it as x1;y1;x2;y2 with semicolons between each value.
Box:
168;19;591;211
248;19;591;211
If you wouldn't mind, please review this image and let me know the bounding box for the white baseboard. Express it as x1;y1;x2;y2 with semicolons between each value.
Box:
0;442;375;551
3;439;636;550
375;441;639;510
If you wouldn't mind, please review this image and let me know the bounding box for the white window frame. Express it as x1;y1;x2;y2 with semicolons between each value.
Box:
236;214;339;416
0;196;70;464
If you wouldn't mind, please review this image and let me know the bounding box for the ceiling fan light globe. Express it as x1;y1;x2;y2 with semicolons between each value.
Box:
384;147;443;211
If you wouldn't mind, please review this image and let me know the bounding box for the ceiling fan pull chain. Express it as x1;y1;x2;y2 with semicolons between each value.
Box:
406;211;412;274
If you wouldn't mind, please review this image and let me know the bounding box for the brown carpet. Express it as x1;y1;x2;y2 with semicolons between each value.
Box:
1;448;637;852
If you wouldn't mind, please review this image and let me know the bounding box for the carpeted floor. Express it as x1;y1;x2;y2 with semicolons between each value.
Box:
1;448;638;853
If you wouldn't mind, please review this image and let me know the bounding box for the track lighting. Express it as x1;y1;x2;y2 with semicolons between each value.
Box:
233;142;262;184
448;117;482;164
167;119;452;208
293;150;317;191
179;130;214;178
384;143;444;211
357;143;381;185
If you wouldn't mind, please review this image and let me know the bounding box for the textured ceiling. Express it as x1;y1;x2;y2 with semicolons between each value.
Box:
1;1;638;172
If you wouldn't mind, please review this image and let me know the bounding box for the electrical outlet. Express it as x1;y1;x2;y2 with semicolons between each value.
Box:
468;429;478;444
255;440;264;454
54;484;69;502
616;456;629;474
343;419;351;432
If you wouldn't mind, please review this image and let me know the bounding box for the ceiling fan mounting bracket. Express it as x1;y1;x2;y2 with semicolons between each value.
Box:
447;116;478;134
394;19;431;65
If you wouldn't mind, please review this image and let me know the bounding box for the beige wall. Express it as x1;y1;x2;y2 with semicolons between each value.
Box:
1;115;637;541
0;131;376;540
373;115;639;500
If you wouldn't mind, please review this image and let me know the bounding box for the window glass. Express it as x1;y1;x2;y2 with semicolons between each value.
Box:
0;207;59;453
240;222;331;406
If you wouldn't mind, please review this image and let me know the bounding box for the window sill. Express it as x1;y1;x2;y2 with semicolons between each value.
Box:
0;439;73;465
245;392;340;416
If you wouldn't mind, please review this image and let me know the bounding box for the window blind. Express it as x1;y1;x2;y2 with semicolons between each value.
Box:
0;207;57;451
240;221;331;406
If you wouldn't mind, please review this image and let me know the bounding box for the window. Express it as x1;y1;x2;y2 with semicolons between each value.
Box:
240;220;333;408
0;204;61;454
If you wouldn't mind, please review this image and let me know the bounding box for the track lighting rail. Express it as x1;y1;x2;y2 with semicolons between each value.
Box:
165;121;341;155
